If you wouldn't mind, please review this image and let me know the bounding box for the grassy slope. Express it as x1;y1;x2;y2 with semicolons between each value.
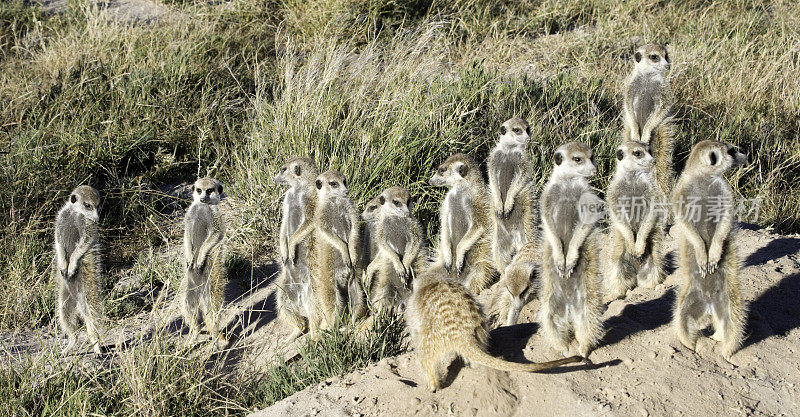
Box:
0;0;798;414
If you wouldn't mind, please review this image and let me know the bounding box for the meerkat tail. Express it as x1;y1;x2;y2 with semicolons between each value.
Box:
461;340;583;372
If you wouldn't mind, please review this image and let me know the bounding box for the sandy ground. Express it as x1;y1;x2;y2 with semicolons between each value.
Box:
250;226;800;417
1;225;798;416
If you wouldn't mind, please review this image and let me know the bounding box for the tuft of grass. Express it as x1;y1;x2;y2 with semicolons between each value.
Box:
246;311;407;406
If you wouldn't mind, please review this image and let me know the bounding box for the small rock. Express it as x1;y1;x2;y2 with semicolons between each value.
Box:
648;350;657;360
622;357;633;366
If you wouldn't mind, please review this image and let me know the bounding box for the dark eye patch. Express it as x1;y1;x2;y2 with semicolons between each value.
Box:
650;54;659;61
330;181;338;188
500;125;507;135
634;51;642;62
294;165;301;176
616;149;624;161
70;195;77;204
554;152;563;166
573;157;582;163
393;200;401;207
316;179;322;190
513;127;521;134
633;150;642;157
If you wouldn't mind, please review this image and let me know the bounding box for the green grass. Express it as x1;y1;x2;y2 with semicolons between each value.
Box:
0;0;798;413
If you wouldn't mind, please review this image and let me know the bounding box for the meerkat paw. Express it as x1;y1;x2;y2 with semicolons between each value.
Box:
91;341;103;355
63;336;77;353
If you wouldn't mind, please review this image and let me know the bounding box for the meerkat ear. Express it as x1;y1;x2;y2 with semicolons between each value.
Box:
316;179;322;190
379;195;385;205
500;125;507;135
616;149;624;161
217;183;223;194
635;51;642;63
457;163;469;177
525;126;531;136
70;195;77;204
294;165;301;176
708;151;718;166
554;152;563;166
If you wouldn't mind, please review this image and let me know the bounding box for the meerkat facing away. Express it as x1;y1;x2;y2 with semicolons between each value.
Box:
359;195;382;295
538;142;603;357
623;43;675;194
310;171;365;334
495;242;540;327
487;117;539;273
672;140;747;361
364;186;426;312
274;157;319;340
182;177;228;343
429;153;494;294
406;269;583;392
53;185;105;354
603;141;666;301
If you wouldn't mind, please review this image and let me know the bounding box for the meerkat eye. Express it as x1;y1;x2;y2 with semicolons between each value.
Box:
633;150;642;157
649;54;659;61
207;188;214;194
500;125;507;135
84;202;91;209
573;157;582;163
513;127;521;134
281;167;287;172
393;200;401;207
438;167;445;175
330;181;338;188
196;188;201;194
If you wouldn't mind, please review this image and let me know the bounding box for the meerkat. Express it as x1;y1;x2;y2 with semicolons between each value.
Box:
274;157;319;340
406;269;583;392
181;177;228;343
487;117;539;273
495;242;540;327
310;171;365;334
603;141;666;301
672;140;747;361
429;153;494;294
53;185;105;354
364;186;426;312
623;43;675;194
359;195;382;294
538;142;603;357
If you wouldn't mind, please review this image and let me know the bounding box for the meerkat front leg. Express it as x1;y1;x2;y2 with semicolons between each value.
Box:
564;223;593;277
707;212;733;274
640;92;668;145
195;229;223;271
609;209;636;255
287;221;315;265
502;176;529;218
633;206;658;257
66;227;96;279
55;233;69;280
402;237;421;285
319;228;353;268
184;229;195;269
364;253;382;293
677;219;709;276
488;171;505;218
623;88;640;142
278;216;289;264
441;223;453;272
454;224;485;275
542;215;566;276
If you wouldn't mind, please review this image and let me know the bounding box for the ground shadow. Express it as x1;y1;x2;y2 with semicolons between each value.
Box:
743;272;800;349
602;287;676;346
223;262;280;341
745;238;800;266
489;322;539;362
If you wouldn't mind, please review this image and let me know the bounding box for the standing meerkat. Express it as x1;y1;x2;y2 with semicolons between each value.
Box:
274;157;319;340
672;140;747;361
603;141;666;301
406;269;583;392
429;153;494;294
53;185;105;354
495;242;540;327
538;143;603;357
359;195;382;295
623;43;675;194
310;171;365;334
487;117;539;273
182;177;228;343
364;186;426;312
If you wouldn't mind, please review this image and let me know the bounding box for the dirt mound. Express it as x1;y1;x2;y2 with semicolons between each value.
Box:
251;227;800;416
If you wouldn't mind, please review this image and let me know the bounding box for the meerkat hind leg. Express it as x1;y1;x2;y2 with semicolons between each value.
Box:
58;285;80;352
674;289;706;351
636;254;661;289
604;232;635;301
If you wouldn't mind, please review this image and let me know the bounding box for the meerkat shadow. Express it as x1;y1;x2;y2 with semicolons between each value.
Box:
488;322;539;362
744;237;800;266
601;287;676;347
223;262;281;340
743;272;800;349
